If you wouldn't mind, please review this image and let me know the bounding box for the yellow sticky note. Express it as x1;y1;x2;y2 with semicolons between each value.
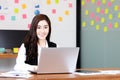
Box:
96;25;100;30
114;5;118;11
55;0;59;4
111;0;114;2
90;20;94;26
105;8;109;14
118;13;120;18
114;22;119;28
13;48;19;54
104;26;108;32
46;0;51;5
91;0;95;3
82;21;86;27
101;17;105;23
82;1;85;6
109;14;113;20
22;4;26;9
14;8;19;14
96;7;100;13
102;0;106;4
85;10;89;15
58;16;63;22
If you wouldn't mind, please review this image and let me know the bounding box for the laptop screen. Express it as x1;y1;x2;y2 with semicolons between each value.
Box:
36;47;79;74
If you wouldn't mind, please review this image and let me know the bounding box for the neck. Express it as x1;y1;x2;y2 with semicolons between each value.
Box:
38;40;46;47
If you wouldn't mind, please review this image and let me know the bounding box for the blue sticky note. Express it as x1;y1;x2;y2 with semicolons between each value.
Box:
35;4;40;8
0;6;1;10
34;10;40;15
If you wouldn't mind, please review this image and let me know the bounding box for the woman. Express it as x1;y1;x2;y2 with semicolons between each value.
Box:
14;14;57;71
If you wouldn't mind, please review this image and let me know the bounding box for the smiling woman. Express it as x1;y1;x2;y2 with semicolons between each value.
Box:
36;20;50;47
14;14;58;71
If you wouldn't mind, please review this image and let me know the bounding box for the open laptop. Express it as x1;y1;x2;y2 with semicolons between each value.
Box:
30;47;79;74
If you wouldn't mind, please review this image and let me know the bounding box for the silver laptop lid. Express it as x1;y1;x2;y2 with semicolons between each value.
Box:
37;47;79;74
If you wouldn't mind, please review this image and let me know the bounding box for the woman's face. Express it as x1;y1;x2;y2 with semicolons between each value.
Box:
36;20;49;40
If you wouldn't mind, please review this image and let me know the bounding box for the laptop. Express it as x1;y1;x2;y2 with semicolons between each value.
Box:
30;47;79;74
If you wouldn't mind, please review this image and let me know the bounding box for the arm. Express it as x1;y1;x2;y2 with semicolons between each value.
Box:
14;43;37;71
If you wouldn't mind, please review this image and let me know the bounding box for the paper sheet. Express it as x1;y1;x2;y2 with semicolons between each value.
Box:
0;70;33;78
74;70;120;76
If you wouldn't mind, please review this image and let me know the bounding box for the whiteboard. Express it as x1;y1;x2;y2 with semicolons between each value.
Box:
0;0;76;47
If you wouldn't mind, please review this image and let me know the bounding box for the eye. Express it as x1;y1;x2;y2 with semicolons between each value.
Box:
37;25;41;29
44;25;49;29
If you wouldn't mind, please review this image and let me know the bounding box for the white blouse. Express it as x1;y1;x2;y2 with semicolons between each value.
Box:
14;42;49;71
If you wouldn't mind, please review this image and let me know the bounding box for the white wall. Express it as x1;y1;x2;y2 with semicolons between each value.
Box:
0;0;76;70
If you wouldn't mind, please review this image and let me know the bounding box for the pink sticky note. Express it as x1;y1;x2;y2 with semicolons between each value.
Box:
52;9;56;14
0;15;5;20
90;13;94;18
108;2;111;7
28;24;31;29
108;23;112;29
68;3;72;8
119;6;120;10
86;0;90;3
14;0;19;3
96;1;101;6
101;9;104;14
22;14;27;19
96;16;100;22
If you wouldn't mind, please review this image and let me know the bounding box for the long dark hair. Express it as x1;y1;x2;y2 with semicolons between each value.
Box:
24;14;51;64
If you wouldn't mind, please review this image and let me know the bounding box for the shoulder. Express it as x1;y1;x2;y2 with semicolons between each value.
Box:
48;41;57;47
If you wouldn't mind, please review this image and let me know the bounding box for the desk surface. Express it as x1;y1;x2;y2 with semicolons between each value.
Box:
1;68;120;80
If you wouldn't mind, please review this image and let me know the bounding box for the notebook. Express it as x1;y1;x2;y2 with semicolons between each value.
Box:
29;47;79;74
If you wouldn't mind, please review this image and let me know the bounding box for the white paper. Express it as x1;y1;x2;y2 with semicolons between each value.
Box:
74;70;120;76
100;70;120;75
74;72;103;75
0;70;33;78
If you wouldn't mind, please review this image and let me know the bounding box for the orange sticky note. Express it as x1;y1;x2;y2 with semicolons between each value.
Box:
65;10;69;15
46;0;51;5
58;16;63;22
22;4;26;9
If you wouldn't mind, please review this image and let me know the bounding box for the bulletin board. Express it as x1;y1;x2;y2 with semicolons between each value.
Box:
0;0;76;47
81;0;120;32
81;0;120;68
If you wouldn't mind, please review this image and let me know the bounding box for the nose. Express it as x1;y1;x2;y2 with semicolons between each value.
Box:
40;28;45;33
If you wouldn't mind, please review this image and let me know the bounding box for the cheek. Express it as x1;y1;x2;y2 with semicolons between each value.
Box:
45;29;49;34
